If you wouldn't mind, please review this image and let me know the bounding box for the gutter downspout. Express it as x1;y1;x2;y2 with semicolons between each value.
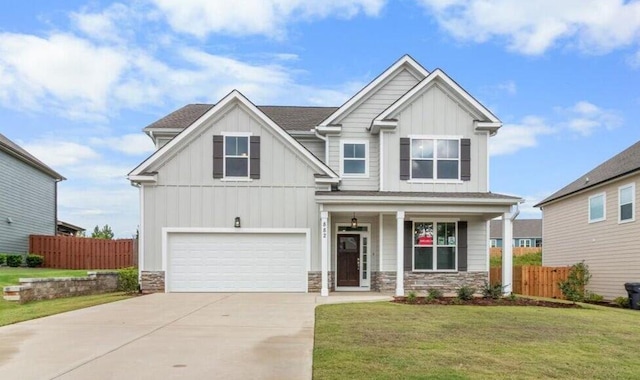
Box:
314;129;328;164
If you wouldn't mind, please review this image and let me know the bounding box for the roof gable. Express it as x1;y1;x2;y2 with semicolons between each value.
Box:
0;133;65;180
129;90;338;180
317;55;429;127
537;140;640;206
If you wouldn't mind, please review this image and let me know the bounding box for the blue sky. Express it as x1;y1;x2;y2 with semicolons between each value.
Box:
1;0;639;237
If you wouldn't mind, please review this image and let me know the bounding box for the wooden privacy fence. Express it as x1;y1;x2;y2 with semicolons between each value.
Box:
29;235;137;269
490;266;570;299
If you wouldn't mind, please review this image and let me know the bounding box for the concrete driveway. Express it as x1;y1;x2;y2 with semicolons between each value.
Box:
0;292;390;380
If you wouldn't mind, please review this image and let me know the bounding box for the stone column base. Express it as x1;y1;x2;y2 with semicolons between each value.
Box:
307;271;335;293
141;271;165;293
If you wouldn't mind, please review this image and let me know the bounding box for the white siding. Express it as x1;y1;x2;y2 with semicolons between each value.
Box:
542;173;640;299
143;103;323;271
381;214;397;271
467;217;489;271
297;138;325;162
383;83;489;193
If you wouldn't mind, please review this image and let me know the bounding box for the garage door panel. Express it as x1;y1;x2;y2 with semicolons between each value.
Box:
167;232;307;292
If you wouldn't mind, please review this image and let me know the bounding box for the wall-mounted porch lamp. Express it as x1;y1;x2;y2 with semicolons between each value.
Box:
234;217;241;228
351;213;358;229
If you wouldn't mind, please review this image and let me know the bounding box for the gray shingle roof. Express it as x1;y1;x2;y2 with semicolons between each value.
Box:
490;219;542;239
144;104;339;132
0;133;64;180
316;190;521;200
537;140;640;206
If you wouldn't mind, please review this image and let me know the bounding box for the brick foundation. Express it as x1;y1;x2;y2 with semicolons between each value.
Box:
140;271;165;293
307;271;335;292
372;271;488;295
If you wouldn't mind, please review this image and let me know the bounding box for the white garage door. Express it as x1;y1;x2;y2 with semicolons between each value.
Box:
167;230;308;292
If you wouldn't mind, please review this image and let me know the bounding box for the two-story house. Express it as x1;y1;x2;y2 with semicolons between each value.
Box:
128;55;521;296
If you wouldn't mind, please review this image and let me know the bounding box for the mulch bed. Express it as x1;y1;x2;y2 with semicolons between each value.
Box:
393;296;581;308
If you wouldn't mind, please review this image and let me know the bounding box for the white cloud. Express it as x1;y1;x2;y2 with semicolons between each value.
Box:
417;0;640;55
490;116;554;156
89;134;155;156
559;101;622;136
150;0;385;38
497;81;517;96
21;139;100;168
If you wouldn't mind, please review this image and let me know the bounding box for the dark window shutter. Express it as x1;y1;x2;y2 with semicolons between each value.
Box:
250;136;260;179
458;221;468;271
213;135;224;178
403;220;413;271
400;138;410;180
461;138;471;181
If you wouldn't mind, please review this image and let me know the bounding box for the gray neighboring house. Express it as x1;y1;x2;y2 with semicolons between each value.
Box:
129;55;522;296
490;219;542;248
0;133;65;253
536;140;640;299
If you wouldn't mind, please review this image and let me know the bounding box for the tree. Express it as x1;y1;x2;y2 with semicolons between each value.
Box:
91;224;114;240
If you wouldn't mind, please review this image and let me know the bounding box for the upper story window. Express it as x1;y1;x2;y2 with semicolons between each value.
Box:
213;134;260;180
341;141;368;177
225;135;249;177
588;192;606;223
410;138;459;180
619;183;635;223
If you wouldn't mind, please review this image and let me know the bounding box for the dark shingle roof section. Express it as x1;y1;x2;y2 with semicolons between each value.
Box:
0;133;64;180
316;190;521;200
490;219;542;239
143;104;339;132
537;140;640;206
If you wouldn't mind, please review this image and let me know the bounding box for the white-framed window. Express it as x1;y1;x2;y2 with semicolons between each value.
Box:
410;137;460;180
224;134;250;178
413;221;457;271
588;192;606;223
619;183;635;223
518;239;532;247
490;239;498;248
341;140;368;177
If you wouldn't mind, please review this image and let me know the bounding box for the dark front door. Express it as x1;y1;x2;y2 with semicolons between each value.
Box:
337;234;360;287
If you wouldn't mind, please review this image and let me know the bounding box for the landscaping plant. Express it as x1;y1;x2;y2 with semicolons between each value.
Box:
558;261;592;302
406;291;417;304
456;285;475;301
25;254;44;268
426;288;443;301
117;267;139;293
6;254;22;267
614;296;630;308
0;254;7;266
482;281;503;299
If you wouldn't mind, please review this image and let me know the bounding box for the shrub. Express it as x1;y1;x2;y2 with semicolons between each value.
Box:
482;281;503;299
6;254;22;267
507;293;517;302
586;292;604;302
457;285;475;301
426;288;443;301
406;291;417;304
614;296;630;308
25;254;44;268
0;253;7;266
117;267;139;293
558;261;592;302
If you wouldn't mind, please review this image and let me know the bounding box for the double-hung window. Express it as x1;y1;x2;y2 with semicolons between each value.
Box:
588;193;606;223
619;183;635;223
413;221;457;271
411;138;460;180
341;141;368;177
518;239;532;248
224;135;249;177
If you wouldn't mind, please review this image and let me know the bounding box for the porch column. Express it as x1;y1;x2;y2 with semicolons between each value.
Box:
320;211;329;297
396;211;405;296
502;212;514;295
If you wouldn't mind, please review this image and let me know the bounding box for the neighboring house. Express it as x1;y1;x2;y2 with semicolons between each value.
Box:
128;55;521;296
536;140;640;299
490;219;542;248
0;133;65;253
57;220;85;236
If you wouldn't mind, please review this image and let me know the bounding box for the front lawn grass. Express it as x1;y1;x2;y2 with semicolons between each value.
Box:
314;302;640;379
0;267;90;288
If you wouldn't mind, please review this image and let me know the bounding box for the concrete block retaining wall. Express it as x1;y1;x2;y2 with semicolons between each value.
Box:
3;271;119;303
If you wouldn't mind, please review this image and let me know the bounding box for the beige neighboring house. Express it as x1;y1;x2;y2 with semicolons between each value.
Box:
536;141;640;299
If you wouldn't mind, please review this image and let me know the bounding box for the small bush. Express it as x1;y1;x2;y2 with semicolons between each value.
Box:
614;296;630;308
586;292;604;302
6;254;22;267
507;293;517;302
25;254;44;268
482;281;503;299
426;288;443;301
406;291;417;304
117;267;139;293
0;253;7;266
457;285;475;301
558;261;592;302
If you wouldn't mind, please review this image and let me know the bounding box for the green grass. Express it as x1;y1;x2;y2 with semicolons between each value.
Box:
0;267;130;326
490;250;542;267
313;302;640;379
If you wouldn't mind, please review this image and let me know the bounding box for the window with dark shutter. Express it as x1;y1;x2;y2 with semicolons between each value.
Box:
213;135;224;178
461;138;471;181
458;221;468;271
400;138;410;180
250;136;260;179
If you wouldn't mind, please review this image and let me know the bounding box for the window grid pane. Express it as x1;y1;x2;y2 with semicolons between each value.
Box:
414;222;456;271
410;138;459;180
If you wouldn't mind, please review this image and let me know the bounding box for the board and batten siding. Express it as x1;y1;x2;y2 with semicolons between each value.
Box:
0;150;57;253
142;102;323;271
382;83;489;193
542;173;640;299
328;68;421;191
379;214;487;272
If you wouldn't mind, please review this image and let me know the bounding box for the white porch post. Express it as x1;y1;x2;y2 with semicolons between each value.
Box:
396;211;405;296
320;211;329;297
502;212;514;295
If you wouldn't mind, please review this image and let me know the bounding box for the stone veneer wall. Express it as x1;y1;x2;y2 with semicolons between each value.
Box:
3;271;119;303
372;271;488;295
140;271;165;293
307;271;335;292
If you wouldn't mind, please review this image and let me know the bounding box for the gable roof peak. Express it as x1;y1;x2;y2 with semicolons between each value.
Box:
0;133;65;180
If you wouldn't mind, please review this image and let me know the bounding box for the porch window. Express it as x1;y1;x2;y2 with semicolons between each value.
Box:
411;138;459;180
413;221;457;271
619;183;635;223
